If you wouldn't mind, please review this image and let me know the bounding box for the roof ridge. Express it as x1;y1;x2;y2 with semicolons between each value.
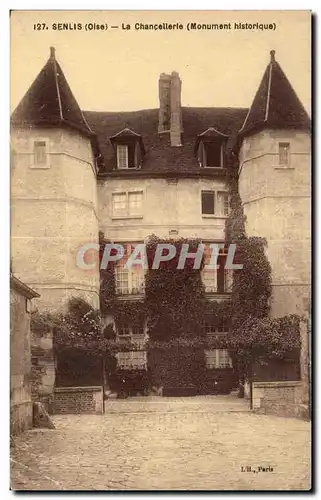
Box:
51;47;64;121
264;53;273;122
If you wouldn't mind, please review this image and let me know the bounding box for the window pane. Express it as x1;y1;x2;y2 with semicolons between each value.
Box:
112;193;127;215
205;143;221;167
117;145;128;169
279;142;290;165
128;191;143;215
115;264;129;295
34;141;46;165
201;191;215;214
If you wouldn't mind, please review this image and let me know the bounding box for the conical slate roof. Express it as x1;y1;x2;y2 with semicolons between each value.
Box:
239;50;310;137
11;47;93;137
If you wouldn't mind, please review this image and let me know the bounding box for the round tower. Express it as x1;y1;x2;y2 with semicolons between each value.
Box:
238;50;311;317
11;47;100;312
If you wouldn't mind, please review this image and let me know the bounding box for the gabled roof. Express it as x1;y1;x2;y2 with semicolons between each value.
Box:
110;128;141;139
197;127;229;138
11;47;94;138
110;127;146;155
10;274;40;299
84;107;248;175
240;50;310;137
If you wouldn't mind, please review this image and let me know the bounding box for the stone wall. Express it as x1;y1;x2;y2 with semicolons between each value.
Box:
239;129;311;318
31;330;56;411
98;176;228;242
11;126;100;311
53;386;104;414
252;381;309;419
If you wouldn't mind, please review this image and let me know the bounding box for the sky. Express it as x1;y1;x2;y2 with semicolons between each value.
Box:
10;10;311;114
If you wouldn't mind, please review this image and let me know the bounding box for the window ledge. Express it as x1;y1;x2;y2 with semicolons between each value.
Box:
201;166;224;169
111;215;143;220
273;166;295;170
202;214;228;219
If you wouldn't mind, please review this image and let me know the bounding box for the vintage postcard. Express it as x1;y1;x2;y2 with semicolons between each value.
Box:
10;10;311;491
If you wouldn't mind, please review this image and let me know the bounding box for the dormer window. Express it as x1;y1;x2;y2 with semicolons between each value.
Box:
195;127;229;169
110;128;145;170
117;144;129;169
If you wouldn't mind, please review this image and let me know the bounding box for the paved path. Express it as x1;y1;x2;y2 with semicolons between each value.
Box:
11;396;311;491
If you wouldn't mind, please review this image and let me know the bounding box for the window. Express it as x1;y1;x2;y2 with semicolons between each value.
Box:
33;140;48;167
201;191;215;215
204;143;222;167
201;191;229;216
203;321;229;336
116;351;147;369
118;323;131;336
117;145;128;169
279;142;290;166
112;191;143;218
205;349;232;369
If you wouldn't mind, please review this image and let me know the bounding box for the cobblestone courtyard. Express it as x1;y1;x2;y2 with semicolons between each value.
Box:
11;396;311;491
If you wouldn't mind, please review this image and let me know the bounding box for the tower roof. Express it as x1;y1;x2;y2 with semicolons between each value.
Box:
239;50;310;137
11;47;94;137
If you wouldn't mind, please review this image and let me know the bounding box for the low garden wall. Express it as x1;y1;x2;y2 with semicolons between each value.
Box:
252;381;309;419
53;386;104;415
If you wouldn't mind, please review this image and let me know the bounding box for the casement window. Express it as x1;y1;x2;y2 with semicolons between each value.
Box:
115;244;145;295
202;245;233;293
115;264;145;295
202;268;233;294
33;140;49;168
112;191;143;218
278;142;290;166
204;349;232;369
117;321;145;338
201;191;230;216
116;143;140;169
203;319;229;335
116;350;147;370
203;142;223;167
117;144;129;169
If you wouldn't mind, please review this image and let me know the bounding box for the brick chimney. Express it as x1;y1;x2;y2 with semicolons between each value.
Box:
158;71;182;147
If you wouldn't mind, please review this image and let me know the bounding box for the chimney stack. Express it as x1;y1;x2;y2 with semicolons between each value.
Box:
158;71;182;147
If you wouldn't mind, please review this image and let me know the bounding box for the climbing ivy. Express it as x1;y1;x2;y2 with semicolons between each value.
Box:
224;147;301;370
